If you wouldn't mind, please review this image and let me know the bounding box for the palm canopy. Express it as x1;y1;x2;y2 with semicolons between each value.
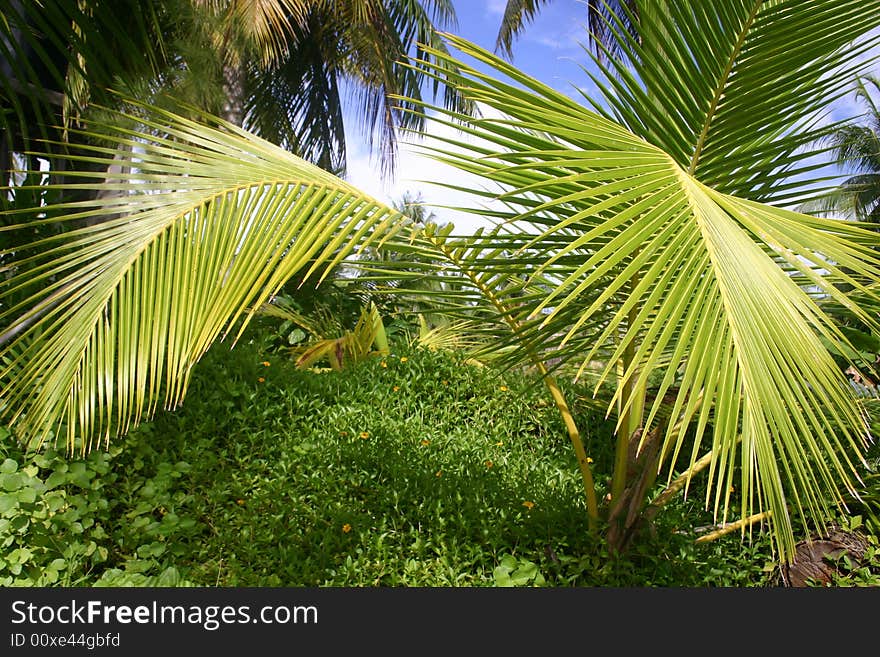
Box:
388;0;880;554
224;0;476;174
0;0;168;166
493;0;639;61
0;0;474;178
2;0;880;558
801;76;880;222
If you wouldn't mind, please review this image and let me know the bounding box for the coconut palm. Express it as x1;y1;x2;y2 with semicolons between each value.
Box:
2;0;880;560
0;0;170;179
0;0;473;178
178;0;473;174
801;76;880;223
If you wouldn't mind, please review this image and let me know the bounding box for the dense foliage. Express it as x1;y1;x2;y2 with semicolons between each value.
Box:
6;316;880;586
1;323;808;587
3;0;880;585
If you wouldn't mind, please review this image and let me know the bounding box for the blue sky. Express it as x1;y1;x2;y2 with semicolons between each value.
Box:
344;1;879;232
345;0;600;232
453;0;595;97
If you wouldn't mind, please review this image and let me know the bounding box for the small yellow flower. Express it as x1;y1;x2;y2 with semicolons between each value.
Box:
400;356;408;363
421;439;430;446
236;499;245;506
485;460;493;468
495;440;504;446
261;361;271;367
380;361;388;368
359;431;370;439
392;385;400;392
257;377;265;383
435;470;442;477
522;501;535;510
339;431;348;437
586;457;594;464
499;385;509;392
342;523;352;533
729;486;735;494
441;380;449;386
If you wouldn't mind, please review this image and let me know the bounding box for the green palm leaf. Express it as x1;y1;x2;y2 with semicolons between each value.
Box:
590;0;879;203
0;106;402;452
358;222;614;374
393;1;880;556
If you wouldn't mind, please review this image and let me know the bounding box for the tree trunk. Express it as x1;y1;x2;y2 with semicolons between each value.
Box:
1;132;10;188
781;526;870;587
222;61;245;127
606;425;663;553
85;142;132;225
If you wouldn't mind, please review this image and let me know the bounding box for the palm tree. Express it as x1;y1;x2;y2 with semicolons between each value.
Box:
0;0;170;181
801;76;880;223
173;0;474;175
0;0;473;179
3;0;880;560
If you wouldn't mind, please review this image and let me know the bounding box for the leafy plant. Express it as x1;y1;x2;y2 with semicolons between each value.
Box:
259;296;389;370
493;554;546;587
823;536;880;587
0;441;114;586
2;0;880;565
93;566;195;587
365;3;880;557
0;426;200;586
798;75;880;223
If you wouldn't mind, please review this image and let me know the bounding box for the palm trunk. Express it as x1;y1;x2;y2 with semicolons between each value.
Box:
606;275;655;552
538;366;600;531
1;132;10;187
222;61;245;127
80;142;131;227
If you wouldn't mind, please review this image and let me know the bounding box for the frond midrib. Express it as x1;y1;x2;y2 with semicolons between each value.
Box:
687;0;763;175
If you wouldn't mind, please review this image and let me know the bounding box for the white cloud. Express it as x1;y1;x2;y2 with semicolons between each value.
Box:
344;105;510;235
485;0;507;17
524;21;587;53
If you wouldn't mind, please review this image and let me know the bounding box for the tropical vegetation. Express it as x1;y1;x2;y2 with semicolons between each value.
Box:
494;0;639;60
801;75;880;223
0;0;473;175
6;334;878;587
2;0;880;580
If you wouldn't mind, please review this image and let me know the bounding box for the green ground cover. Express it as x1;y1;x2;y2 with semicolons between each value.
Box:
2;323;808;587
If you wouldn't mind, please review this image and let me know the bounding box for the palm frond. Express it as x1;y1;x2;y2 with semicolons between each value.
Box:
494;0;640;62
397;8;880;556
336;0;476;177
291;302;386;371
589;0;880;203
244;11;346;172
0;0;167;166
227;0;306;67
494;0;553;59
0;104;402;452
356;222;617;375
